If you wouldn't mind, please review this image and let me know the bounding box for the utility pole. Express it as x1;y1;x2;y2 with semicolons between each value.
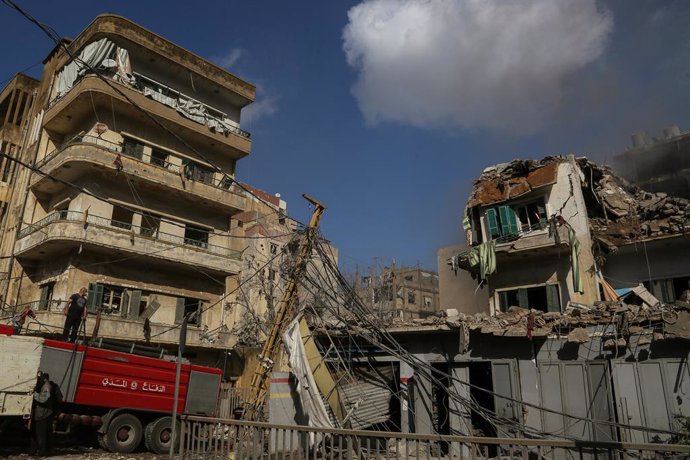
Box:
243;194;325;421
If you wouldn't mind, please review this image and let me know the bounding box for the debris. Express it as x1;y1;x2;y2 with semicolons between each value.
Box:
567;327;590;343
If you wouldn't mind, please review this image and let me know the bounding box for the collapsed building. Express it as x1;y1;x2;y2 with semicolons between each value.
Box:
267;156;690;449
448;155;689;314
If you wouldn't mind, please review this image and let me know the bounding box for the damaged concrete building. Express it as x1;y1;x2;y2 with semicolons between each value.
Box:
0;15;265;367
448;155;690;313
614;125;690;199
355;265;440;320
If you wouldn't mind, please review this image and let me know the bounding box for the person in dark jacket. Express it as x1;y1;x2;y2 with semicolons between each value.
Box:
62;287;87;342
31;372;61;456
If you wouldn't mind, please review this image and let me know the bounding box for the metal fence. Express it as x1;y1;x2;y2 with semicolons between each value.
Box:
178;415;690;459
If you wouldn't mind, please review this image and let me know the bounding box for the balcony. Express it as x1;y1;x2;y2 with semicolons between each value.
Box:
493;221;570;255
31;134;246;214
44;75;251;159
15;210;241;275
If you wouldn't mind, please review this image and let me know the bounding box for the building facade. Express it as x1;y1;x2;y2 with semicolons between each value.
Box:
446;155;690;315
613;125;690;199
356;265;440;320
0;15;257;364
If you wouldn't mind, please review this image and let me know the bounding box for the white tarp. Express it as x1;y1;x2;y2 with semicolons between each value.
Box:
56;38;117;96
282;318;334;431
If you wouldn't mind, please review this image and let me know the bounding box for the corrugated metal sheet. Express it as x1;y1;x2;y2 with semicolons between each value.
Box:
340;380;391;430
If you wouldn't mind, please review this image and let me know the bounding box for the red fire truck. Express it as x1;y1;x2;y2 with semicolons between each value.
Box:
0;329;222;453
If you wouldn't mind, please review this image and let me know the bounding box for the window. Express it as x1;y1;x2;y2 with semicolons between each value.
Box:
184;225;209;248
270;243;278;255
645;276;690;303
100;285;126;315
220;176;233;190
122;138;144;160
150;148;168;167
407;291;416;305
0;143;17;183
183;161;214;185
404;275;414;282
485;198;547;241
140;213;160;238
176;297;201;325
268;268;276;281
498;284;560;313
38;282;55;310
424;296;432;309
111;205;133;230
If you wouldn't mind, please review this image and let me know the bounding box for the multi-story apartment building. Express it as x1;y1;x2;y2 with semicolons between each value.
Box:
357;265;440;320
0;15;256;365
0;74;39;271
446;155;690;315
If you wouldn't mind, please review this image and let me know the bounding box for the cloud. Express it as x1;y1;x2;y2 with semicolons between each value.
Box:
342;0;613;134
242;85;279;124
211;47;244;69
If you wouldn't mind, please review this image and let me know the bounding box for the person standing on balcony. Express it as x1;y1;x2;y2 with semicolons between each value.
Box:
62;287;87;342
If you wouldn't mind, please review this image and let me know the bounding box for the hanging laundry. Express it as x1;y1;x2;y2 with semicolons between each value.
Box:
568;227;584;294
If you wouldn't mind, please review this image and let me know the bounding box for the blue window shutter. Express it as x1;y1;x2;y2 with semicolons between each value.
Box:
486;208;500;239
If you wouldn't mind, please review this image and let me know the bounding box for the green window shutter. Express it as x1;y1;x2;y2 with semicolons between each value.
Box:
486;208;500;239
87;283;104;314
517;288;529;309
499;205;519;236
546;284;560;312
127;290;142;320
175;297;185;324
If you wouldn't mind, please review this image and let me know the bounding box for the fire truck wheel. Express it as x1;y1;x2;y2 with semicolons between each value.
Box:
144;416;176;454
105;413;143;453
97;433;109;451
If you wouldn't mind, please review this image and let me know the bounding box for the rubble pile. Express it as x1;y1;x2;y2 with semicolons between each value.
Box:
577;158;690;247
317;296;690;345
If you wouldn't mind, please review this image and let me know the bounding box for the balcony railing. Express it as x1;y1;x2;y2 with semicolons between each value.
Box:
46;71;250;139
34;133;244;197
17;210;241;260
493;220;549;245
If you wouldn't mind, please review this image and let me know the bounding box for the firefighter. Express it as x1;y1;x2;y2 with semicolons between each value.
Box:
62;287;87;342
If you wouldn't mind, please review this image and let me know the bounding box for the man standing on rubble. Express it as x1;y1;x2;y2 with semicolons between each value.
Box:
62;287;87;342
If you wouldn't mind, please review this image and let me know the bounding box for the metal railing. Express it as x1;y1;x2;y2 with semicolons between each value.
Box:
16;210;241;260
35;133;244;196
178;416;690;459
46;71;250;139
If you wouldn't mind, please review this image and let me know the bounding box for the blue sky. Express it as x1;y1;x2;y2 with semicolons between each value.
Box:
1;0;689;273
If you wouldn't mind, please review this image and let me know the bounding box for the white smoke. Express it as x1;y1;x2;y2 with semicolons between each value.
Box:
343;0;613;134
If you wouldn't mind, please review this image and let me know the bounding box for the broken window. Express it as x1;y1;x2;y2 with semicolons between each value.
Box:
270;243;278;255
424;296;432;309
0;143;17;183
111;205;134;230
407;291;416;305
485;198;547;241
184;225;209;248
149;148;168;168
645;276;690;303
176;297;202;325
183;161;214;185
38;282;55;311
140;213;160;238
498;283;560;313
100;285;125;315
122;138;144;160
